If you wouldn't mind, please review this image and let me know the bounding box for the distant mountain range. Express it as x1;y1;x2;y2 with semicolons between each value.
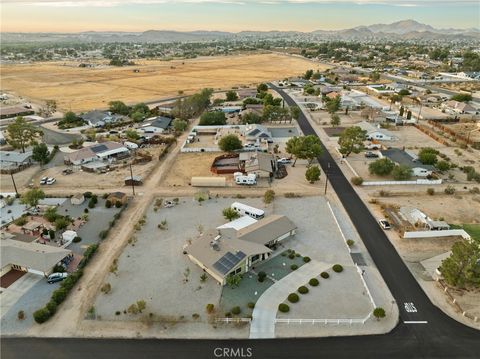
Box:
2;20;479;43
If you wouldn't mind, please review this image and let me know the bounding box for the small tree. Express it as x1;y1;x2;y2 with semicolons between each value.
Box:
125;129;139;141
406;110;412;120
173;119;188;132
223;207;240;221
218;134;243;152
6;117;42;153
109;100;129;115
32;143;50;164
436;160;450;172
373;307;386;320
305;165;321;183
226;274;242;288
418;147;439;165
137;300;146;313
392;165;412;180
330;114;341;127
439;240;480;288
368;158;395;176
199;111;226;126
338;126;367;157
399;106;404;117
225;90;238;101
263;190;275;205
20;188;45;207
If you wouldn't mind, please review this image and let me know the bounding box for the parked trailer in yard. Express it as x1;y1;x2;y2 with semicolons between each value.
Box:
191;176;226;187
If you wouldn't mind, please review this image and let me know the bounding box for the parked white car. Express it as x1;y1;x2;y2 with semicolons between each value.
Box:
277;158;292;164
40;177;48;185
379;219;391;230
46;177;56;185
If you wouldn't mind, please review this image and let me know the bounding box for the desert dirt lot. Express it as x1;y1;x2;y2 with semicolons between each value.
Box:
1;54;327;112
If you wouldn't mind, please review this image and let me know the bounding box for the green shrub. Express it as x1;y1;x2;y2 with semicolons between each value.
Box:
281;252;287;257
444;185;455;195
115;201;122;208
52;288;68;305
373;307;386;320
88;199;95;209
206;303;215;314
84;208;89;213
247;302;255;309
278;303;290;313
333;264;343;273
320;272;330;279
346;239;355;246
33;308;51;324
427;188;435;196
303;256;311;263
291;264;298;270
99;230;109;239
258;271;267;282
287;293;299;303
105;200;112;208
298;286;309;294
288;253;295;259
309;278;319;286
53;264;66;273
231;306;241;315
46;300;57;314
73;236;82;243
17;310;25;320
84;192;93;198
14;216;28;226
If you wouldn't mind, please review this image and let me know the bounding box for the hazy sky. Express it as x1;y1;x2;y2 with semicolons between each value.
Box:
1;0;479;32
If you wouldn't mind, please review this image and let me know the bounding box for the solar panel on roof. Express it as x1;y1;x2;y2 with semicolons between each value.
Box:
91;144;108;153
249;129;260;135
213;251;246;275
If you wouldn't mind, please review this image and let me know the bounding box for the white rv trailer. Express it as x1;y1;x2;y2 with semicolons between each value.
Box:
230;202;265;219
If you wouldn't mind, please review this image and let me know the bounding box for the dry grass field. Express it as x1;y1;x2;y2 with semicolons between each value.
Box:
0;53;326;112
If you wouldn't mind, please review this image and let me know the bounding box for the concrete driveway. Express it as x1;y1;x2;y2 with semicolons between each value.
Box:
0;273;43;319
249;260;330;339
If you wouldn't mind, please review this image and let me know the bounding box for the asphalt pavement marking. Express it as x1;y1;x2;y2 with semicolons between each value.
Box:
404;321;428;324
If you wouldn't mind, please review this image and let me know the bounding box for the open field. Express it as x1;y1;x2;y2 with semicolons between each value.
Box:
0;54;327;112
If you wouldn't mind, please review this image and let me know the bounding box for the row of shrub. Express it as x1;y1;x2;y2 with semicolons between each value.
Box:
98;203;127;240
33;244;99;324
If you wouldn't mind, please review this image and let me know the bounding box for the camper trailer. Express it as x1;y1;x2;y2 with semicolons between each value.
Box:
231;202;264;219
234;172;257;185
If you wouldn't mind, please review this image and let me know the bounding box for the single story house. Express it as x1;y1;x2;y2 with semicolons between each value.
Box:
140;116;172;135
0;151;34;170
380;148;435;177
80;110;123;128
244;124;272;143
442;100;477;115
186;214;296;285
64;141;130;165
0;106;34;119
237;88;257;100
0;238;71;277
239;151;276;178
357;121;394;141
399;207;450;231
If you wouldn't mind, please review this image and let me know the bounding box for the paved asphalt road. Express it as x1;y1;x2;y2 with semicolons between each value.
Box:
1;85;479;359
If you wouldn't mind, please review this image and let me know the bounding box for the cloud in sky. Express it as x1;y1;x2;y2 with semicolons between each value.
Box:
3;0;476;7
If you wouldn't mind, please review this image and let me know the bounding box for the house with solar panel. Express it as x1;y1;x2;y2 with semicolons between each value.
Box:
64;141;130;166
185;214;297;285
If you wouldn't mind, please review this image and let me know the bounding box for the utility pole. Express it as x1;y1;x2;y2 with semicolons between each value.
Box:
324;163;330;195
10;173;18;197
129;163;135;196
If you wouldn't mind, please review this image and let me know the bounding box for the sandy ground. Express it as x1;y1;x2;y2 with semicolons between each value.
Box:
1;165;40;193
162;152;220;187
0;54;328;112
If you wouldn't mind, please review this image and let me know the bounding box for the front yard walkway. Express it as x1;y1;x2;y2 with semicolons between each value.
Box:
249;260;330;339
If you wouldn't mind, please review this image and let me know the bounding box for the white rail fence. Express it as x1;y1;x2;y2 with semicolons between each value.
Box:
276;315;371;325
404;229;471;240
215;317;251;323
362;179;443;186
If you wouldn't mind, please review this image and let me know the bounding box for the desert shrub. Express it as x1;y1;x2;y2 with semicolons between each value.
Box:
373;307;386;320
287;293;299;303
247;302;255;309
105;200;112;208
281;252;287;257
17;310;25;320
14;216;28;226
309;278;319;286
298;286;309;294
427;188;435;196
444;185;455;195
320;272;330;279
288;253;295;259
101;283;112;294
99;230;109;239
291;264;298;270
115;201;122;208
278;303;290;313
73;236;82;243
206;304;215;314
351;176;364;185
231;306;241;315
303;256;311;263
115;311;121;316
33;308;51;324
470;187;480;194
346;239;355;246
333;264;343;273
83;192;93;198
